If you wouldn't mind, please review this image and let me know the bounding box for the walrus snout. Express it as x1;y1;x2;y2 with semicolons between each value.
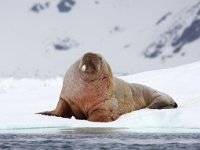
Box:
79;52;102;73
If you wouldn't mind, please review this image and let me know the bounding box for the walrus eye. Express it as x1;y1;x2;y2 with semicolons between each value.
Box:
81;65;86;72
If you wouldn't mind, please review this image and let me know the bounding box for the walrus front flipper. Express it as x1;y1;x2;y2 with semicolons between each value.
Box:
88;109;117;122
36;110;55;116
36;98;73;118
148;95;178;109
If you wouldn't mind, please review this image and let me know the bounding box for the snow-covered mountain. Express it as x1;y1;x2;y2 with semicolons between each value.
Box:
144;1;200;60
0;0;200;78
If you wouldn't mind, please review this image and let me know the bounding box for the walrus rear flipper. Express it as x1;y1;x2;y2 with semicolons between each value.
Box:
36;98;73;118
148;95;178;109
148;101;178;109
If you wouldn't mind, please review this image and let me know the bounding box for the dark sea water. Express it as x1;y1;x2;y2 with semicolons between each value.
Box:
0;128;200;150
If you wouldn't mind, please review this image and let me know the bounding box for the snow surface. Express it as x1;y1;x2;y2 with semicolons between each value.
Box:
0;61;200;133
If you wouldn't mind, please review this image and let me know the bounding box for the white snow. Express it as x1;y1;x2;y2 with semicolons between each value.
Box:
0;61;200;133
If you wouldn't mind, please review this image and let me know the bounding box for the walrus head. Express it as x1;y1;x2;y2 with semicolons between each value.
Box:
79;52;112;81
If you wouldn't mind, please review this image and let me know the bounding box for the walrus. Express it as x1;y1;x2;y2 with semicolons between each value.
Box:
37;52;178;122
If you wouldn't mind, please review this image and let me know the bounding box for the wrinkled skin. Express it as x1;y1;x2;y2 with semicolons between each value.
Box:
37;52;178;122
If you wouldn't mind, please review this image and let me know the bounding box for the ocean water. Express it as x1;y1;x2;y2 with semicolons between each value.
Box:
0;128;200;150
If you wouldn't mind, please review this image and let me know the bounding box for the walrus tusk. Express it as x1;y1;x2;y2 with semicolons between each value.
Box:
81;65;86;72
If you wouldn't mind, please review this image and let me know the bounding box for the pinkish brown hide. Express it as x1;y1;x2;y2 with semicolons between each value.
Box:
37;52;178;122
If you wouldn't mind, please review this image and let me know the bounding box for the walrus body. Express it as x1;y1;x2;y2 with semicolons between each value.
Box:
37;52;178;122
